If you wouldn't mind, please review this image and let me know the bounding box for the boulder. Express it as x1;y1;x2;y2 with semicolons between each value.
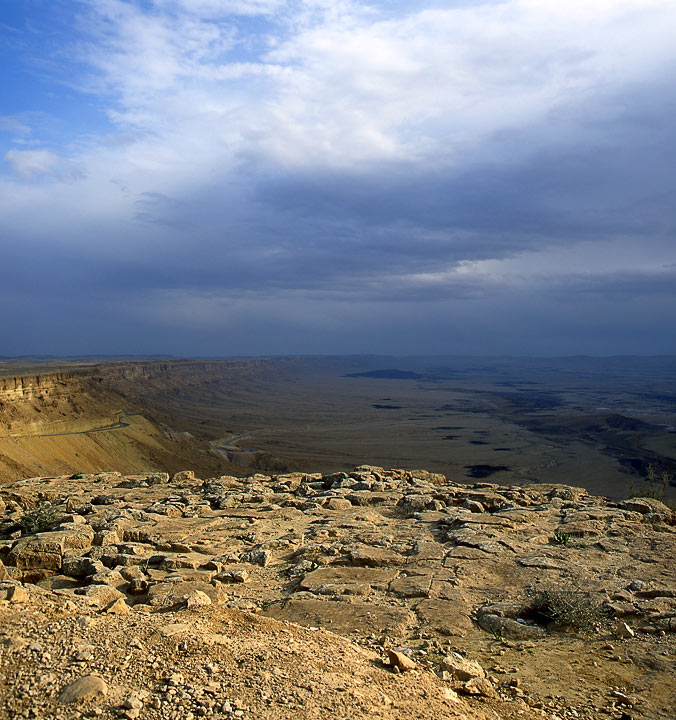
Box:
59;675;108;704
7;533;64;571
477;613;545;640
440;653;485;681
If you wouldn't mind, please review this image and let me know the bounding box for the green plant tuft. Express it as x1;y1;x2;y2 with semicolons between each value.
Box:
552;530;571;546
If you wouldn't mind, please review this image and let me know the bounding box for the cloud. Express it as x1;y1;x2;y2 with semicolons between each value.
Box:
0;115;31;137
4;148;85;182
1;0;676;353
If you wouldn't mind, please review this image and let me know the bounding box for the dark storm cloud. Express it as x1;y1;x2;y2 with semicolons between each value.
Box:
258;75;676;246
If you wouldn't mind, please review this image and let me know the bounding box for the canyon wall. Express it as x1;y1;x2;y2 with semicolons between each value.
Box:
0;372;86;403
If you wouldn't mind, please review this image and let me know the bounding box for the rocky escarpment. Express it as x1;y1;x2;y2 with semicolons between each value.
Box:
0;372;87;403
0;467;675;720
0;361;270;481
0;358;286;409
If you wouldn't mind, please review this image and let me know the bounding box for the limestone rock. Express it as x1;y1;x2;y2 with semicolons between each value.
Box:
58;675;108;704
7;584;29;603
388;649;416;672
325;498;352;511
241;549;271;567
7;534;64;571
477;613;545;640
180;589;212;608
75;584;126;609
62;556;102;578
619;498;673;519
147;580;224;608
440;653;485;681
459;677;497;698
105;597;130;614
146;502;183;517
0;582;29;603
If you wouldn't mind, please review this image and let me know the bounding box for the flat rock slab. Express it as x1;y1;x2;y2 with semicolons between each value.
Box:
444;547;491;562
414;598;474;637
299;567;400;595
556;522;602;537
262;598;414;636
347;546;404;567
518;556;564;570
428;578;466;602
406;540;446;562
389;571;434;598
158;623;191;637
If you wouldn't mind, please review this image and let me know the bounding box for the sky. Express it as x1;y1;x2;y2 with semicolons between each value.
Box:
1;0;675;357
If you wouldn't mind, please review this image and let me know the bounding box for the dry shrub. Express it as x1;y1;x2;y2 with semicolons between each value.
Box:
526;586;604;633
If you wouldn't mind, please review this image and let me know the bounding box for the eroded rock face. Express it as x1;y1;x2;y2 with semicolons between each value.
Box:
0;467;674;720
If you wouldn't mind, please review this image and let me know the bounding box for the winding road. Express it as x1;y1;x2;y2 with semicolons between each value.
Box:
4;412;139;440
211;433;261;456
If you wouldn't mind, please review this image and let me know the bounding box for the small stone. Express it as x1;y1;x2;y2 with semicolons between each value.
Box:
122;694;144;710
58;675;108;704
616;621;635;639
106;597;130;614
326;498;352;511
388;649;416;672
7;585;29;603
462;499;485;513
626;580;645;592
127;578;149;595
241;549;271;567
610;690;634;705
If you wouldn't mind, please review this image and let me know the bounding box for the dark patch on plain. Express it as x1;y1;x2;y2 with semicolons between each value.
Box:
469;440;488;445
464;464;510;478
371;404;403;410
345;369;423;379
494;381;540;386
605;414;654;431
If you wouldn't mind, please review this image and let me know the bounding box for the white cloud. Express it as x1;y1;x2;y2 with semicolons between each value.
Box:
166;0;285;15
4;148;85;182
0;115;31;137
55;0;676;179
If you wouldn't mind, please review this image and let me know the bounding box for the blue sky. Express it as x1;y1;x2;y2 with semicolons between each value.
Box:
1;0;675;356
